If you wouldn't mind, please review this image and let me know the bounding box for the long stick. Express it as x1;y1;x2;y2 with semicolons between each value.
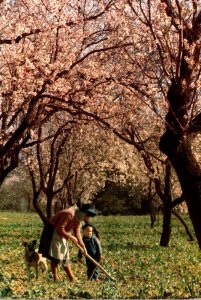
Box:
76;243;115;281
89;266;97;281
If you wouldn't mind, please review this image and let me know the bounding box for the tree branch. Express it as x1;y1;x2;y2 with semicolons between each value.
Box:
188;112;201;133
0;29;41;44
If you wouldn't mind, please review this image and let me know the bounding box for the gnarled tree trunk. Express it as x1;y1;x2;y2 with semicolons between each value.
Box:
160;130;201;248
159;6;201;248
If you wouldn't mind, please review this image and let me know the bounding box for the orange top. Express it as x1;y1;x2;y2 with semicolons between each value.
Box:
50;207;83;245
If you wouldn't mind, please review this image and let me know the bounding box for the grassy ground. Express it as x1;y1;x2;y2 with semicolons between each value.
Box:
0;211;201;299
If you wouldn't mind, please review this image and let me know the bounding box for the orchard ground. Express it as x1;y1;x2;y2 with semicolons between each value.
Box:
0;211;201;299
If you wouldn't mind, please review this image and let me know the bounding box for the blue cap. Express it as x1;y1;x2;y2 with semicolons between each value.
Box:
80;204;98;217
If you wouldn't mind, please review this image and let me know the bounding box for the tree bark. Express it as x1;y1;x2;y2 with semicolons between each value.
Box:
172;143;201;247
160;201;172;247
32;191;47;225
160;131;201;249
172;209;194;242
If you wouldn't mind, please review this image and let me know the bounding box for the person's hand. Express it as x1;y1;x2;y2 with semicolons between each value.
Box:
70;236;78;244
79;243;87;255
78;258;83;264
83;245;87;255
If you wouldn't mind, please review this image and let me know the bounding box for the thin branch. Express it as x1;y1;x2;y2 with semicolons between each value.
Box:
189;111;201;133
0;29;41;44
85;0;114;21
55;42;132;79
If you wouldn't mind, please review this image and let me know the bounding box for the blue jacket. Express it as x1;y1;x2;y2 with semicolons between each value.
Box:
78;235;102;262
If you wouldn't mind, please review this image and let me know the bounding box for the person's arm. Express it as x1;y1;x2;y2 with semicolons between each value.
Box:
55;212;78;242
77;249;83;262
92;226;100;239
73;222;83;245
72;222;87;254
94;236;102;260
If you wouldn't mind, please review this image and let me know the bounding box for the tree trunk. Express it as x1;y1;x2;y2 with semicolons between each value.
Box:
160;131;201;249
46;194;54;221
160;201;172;247
173;146;201;247
159;13;201;248
150;205;156;229
32;191;47;225
172;210;194;242
148;179;156;228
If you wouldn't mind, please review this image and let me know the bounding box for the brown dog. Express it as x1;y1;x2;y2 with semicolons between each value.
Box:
23;240;48;278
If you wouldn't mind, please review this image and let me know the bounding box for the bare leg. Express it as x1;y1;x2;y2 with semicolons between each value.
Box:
63;264;77;282
51;260;59;281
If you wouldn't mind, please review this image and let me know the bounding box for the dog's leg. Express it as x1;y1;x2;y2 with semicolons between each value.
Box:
41;262;48;274
26;264;31;280
36;263;39;279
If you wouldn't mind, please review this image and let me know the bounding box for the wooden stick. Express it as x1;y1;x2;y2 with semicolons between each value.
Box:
89;266;97;281
76;243;115;281
89;266;98;280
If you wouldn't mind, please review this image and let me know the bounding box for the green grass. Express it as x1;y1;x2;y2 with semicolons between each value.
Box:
0;211;201;299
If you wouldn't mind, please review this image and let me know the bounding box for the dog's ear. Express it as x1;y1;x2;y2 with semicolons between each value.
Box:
32;240;37;246
23;242;27;247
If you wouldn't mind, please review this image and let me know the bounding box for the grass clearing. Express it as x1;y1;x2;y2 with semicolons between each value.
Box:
0;211;201;299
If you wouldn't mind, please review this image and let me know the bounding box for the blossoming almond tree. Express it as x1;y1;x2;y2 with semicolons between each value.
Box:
1;0;201;248
78;0;201;247
128;0;201;248
55;0;201;246
23;115;145;222
0;0;121;185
